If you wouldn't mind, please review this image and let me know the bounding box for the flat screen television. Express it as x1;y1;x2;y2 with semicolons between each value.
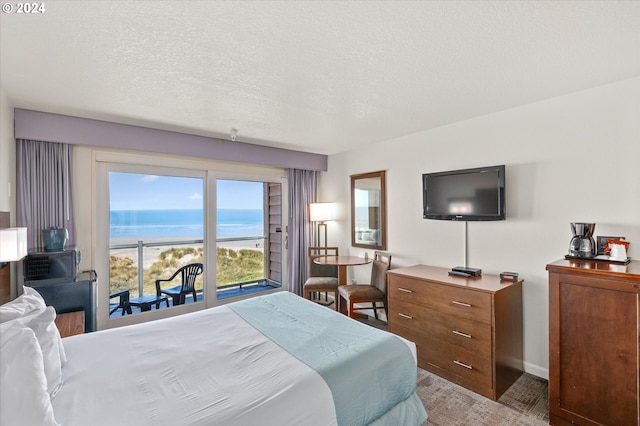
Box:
422;165;505;221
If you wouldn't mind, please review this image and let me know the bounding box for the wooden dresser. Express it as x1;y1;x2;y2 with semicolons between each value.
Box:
547;259;640;426
387;264;523;400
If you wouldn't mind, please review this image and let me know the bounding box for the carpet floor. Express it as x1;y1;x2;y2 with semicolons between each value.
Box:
417;368;549;425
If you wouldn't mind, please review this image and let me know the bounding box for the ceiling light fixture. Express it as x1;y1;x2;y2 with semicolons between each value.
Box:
230;128;238;142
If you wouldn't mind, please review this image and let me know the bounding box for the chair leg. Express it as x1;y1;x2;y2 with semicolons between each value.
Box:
372;301;378;320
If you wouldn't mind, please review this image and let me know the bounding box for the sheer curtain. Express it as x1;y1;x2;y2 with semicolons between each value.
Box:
287;168;317;295
16;140;76;250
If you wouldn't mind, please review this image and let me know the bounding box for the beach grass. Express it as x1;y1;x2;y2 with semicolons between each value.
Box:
110;246;265;297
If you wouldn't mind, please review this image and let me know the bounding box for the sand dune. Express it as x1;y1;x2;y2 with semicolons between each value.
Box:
110;238;264;267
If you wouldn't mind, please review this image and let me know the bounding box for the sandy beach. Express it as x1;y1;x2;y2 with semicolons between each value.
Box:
110;237;264;267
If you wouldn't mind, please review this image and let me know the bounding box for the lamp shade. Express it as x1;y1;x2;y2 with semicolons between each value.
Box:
309;202;335;222
0;227;28;262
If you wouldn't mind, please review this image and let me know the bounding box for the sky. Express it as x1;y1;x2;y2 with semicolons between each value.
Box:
109;173;264;210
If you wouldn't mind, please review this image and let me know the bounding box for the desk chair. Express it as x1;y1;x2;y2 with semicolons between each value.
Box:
338;251;391;319
303;247;339;309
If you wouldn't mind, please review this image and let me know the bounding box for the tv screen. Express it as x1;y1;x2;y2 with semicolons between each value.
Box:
422;165;505;221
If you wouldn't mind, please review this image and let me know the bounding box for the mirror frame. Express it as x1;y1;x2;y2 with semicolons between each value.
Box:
351;170;387;250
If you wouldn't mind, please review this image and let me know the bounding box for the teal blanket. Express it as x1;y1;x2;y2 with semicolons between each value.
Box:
229;292;427;425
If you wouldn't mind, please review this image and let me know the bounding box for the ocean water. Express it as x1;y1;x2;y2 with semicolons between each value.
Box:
110;209;263;239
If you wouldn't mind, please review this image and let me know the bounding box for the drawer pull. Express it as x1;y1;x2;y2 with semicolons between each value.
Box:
452;300;472;308
398;313;413;320
397;288;413;293
452;330;472;339
453;360;473;370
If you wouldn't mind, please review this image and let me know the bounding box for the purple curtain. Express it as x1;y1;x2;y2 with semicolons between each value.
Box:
16;140;76;251
287;169;317;295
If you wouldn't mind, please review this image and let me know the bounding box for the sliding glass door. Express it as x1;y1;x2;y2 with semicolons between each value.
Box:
95;156;286;329
108;171;205;316
216;180;283;300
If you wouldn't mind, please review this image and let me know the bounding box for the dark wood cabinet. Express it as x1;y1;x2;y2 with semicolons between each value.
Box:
547;259;640;426
387;265;523;400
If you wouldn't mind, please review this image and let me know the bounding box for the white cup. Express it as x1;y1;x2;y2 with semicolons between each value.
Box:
609;244;627;260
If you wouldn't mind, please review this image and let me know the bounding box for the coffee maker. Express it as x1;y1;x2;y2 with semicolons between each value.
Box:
568;222;596;258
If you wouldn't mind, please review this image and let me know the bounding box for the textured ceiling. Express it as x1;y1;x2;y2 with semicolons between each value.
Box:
1;1;638;155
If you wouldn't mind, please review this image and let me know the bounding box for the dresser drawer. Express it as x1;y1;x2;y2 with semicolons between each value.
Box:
389;276;492;324
389;299;491;356
421;337;493;397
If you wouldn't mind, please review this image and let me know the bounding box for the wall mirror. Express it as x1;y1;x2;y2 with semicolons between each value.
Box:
351;170;386;250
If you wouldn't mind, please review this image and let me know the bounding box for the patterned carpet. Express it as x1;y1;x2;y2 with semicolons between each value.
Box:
417;368;549;425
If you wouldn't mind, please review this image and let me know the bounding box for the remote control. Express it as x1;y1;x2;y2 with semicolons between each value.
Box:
448;270;472;277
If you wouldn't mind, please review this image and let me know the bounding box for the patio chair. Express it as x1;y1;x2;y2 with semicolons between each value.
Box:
155;263;204;306
109;289;132;316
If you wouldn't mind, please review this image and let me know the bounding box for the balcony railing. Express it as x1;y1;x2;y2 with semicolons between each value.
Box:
109;236;271;299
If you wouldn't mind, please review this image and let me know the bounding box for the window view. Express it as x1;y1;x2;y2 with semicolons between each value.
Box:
216;180;282;300
108;173;205;317
107;174;282;318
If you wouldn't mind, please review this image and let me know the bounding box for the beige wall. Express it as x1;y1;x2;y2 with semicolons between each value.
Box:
319;77;640;379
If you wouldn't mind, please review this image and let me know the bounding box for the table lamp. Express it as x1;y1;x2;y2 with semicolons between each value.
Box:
309;202;335;247
0;227;28;264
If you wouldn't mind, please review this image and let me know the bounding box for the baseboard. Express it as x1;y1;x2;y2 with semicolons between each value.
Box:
524;361;549;380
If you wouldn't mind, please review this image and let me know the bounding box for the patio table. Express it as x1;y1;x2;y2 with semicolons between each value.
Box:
127;294;169;312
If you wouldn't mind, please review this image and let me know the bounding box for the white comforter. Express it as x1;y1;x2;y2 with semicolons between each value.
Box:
53;304;338;426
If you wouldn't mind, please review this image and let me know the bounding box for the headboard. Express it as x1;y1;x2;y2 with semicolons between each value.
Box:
0;211;11;304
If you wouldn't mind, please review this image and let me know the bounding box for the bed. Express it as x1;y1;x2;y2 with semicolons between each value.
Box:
1;290;427;426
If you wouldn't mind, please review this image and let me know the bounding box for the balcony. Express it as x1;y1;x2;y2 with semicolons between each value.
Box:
108;236;281;318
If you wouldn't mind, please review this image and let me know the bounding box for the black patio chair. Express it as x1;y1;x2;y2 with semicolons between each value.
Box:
155;263;204;306
109;289;132;316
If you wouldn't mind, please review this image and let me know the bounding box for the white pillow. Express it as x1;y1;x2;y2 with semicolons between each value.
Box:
20;287;67;366
0;287;67;367
24;307;64;398
22;285;46;301
0;286;47;322
0;322;60;426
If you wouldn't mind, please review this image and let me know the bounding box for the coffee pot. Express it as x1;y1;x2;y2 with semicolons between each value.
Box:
568;222;596;258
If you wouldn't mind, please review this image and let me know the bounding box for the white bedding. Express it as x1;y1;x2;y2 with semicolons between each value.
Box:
53;304;338;426
51;292;425;426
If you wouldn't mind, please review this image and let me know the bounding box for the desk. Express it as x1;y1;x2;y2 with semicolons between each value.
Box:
313;255;372;285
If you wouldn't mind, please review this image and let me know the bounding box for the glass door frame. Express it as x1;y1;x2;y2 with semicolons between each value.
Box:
206;172;287;306
96;161;209;329
94;151;288;330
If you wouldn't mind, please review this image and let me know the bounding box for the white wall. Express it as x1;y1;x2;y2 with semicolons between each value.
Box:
0;88;13;213
319;77;640;379
0;89;17;299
